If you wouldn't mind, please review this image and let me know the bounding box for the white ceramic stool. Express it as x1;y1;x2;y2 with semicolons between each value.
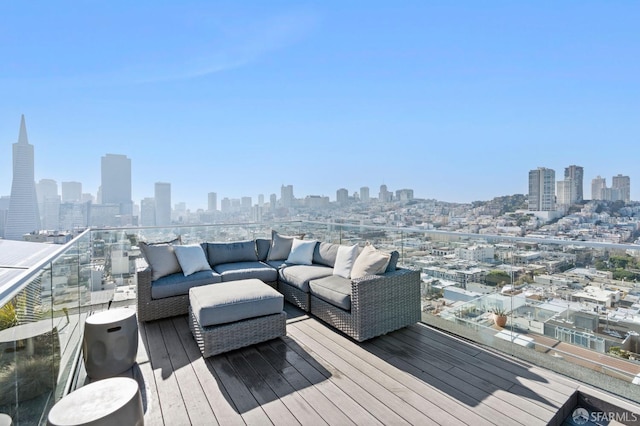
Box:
83;308;138;379
47;377;143;426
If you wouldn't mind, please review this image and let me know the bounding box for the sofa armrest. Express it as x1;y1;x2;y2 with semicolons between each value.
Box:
350;268;421;338
136;258;153;309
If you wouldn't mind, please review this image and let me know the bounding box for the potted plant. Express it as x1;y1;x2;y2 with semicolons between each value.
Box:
491;307;508;327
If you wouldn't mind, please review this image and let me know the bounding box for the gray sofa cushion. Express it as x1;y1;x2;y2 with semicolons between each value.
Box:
386;250;400;272
267;230;301;261
256;238;271;261
207;240;258;266
265;259;289;270
213;261;278;283
309;275;352;311
190;279;283;327
139;238;182;281
312;242;340;267
278;264;333;292
151;270;222;299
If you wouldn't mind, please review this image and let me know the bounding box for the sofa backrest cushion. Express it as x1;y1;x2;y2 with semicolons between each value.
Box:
313;242;340;267
255;238;271;261
206;240;258;266
351;244;391;279
267;230;302;261
386;250;400;272
139;237;182;281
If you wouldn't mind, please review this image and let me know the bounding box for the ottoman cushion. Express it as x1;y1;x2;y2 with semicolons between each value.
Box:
190;279;283;327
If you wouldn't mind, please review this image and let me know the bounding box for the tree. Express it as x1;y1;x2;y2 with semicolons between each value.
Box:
485;270;511;287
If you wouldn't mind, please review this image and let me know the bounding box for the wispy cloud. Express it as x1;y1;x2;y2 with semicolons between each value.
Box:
125;8;321;84
0;6;320;88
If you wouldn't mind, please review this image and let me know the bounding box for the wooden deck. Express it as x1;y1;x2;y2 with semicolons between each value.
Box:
87;305;640;425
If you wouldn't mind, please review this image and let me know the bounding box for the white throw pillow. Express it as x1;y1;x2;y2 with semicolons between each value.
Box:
174;245;212;276
286;239;317;265
351;244;391;279
333;244;359;279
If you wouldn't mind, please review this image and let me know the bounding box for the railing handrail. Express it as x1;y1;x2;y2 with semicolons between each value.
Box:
88;220;640;251
301;220;640;251
4;220;638;312
0;228;93;307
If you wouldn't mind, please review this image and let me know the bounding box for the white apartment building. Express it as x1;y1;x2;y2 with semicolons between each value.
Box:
455;245;495;262
528;167;556;211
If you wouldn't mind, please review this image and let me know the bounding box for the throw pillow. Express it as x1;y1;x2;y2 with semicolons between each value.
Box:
351;244;391;279
267;230;304;261
139;237;182;281
333;244;359;279
286;239;317;265
174;245;212;276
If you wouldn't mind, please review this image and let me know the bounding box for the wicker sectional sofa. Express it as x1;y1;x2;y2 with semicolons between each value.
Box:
136;231;421;342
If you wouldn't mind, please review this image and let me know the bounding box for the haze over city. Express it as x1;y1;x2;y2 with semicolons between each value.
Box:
2;2;639;210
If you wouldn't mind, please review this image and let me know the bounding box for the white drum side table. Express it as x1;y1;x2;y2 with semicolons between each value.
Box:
83;308;138;379
47;377;143;426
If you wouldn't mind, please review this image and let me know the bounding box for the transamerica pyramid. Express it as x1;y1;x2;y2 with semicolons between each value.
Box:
4;115;41;240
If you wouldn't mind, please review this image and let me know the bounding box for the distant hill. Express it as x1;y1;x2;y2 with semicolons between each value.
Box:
472;194;527;215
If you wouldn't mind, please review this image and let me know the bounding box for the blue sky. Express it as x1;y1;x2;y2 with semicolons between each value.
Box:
1;1;639;210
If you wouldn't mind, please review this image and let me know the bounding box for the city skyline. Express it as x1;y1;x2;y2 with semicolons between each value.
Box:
1;2;640;209
2;119;638;215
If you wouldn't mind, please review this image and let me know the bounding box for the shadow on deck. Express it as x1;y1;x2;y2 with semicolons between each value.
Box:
84;304;640;425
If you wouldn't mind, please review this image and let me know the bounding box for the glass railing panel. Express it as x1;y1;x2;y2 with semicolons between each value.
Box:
0;230;92;425
411;232;640;403
78;222;640;405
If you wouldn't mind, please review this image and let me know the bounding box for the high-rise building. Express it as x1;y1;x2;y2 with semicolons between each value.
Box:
81;193;94;203
154;182;171;226
59;201;89;231
396;189;414;201
5;115;40;240
305;195;330;208
258;194;264;207
528;167;555;211
61;181;82;203
379;185;392;203
270;193;277;211
591;176;606;200
556;180;573;207
0;196;10;237
36;179;59;229
281;185;294;208
140;197;156;226
360;186;370;203
564;165;584;203
241;196;252;211
221;197;231;213
208;192;217;211
37;179;58;207
612;174;631;203
252;205;263;222
101;154;132;215
336;188;349;205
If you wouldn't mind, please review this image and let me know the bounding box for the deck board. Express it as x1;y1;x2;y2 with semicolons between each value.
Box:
117;304;640;425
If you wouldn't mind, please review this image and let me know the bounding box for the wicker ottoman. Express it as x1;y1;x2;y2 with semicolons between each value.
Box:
189;278;286;357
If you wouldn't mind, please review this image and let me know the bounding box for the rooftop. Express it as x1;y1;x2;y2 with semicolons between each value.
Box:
77;304;640;425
